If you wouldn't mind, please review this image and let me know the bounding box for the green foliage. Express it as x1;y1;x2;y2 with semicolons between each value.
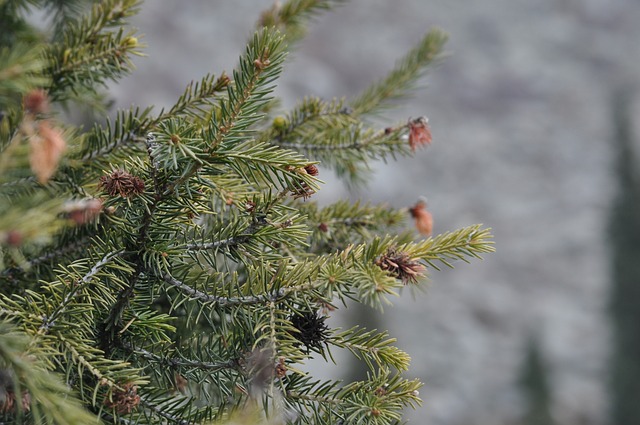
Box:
0;0;493;424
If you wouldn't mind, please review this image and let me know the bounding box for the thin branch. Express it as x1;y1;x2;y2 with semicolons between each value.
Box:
39;249;124;332
162;273;314;307
126;344;237;372
0;235;93;279
185;235;247;252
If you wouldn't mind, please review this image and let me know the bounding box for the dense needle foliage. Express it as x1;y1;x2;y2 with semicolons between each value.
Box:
0;1;493;424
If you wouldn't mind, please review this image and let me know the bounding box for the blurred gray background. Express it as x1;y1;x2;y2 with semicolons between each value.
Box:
109;1;640;424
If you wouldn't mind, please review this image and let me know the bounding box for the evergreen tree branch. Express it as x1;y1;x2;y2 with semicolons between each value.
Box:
38;250;124;332
0;3;493;422
330;326;411;372
350;28;447;115
257;0;346;44
165;28;287;194
0;43;48;111
0;323;98;425
127;343;237;373
161;272;315;307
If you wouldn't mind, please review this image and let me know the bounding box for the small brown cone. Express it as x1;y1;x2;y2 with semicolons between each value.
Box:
409;200;433;236
29;120;66;183
408;116;432;151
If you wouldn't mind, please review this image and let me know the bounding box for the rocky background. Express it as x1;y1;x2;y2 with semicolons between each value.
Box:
109;1;640;424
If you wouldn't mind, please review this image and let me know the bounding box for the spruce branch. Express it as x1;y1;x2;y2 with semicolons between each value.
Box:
126;343;237;373
78;70;229;163
269;112;411;185
0;323;98;425
165;28;287;194
49;20;143;99
213;28;287;149
161;272;315;307
0;43;48;111
258;0;346;44
47;0;143;99
351;28;448;116
330;326;411;372
0;2;493;423
166;72;232;120
401;224;495;270
38;250;124;332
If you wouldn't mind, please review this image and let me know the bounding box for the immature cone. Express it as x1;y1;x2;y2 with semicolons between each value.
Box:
103;383;140;414
409;200;433;236
289;311;329;351
0;391;31;414
29;120;66;183
304;164;319;176
99;170;145;197
375;248;426;285
408;116;432;151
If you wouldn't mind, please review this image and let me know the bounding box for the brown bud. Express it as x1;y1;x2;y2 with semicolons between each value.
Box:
174;374;188;393
23;89;49;114
275;357;287;379
375;247;426;285
253;58;270;70
0;391;31;414
64;198;103;224
103;383;140;414
407;116;432;151
30;120;66;183
374;386;388;397
99;170;145;197
245;200;257;213
409;200;433;236
5;230;23;247
215;73;231;88
318;222;329;233
304;164;319;176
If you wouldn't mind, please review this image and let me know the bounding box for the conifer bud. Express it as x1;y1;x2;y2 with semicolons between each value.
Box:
215;73;231;88
254;58;271;70
289;310;329;351
103;383;140;414
123;36;138;48
23;89;49;115
275;357;287;379
5;230;23;247
304;164;319;176
272;116;287;130
64;198;103;224
0;392;31;413
29;120;66;183
409;199;433;235
407;116;432;151
99;170;145;197
375;248;426;285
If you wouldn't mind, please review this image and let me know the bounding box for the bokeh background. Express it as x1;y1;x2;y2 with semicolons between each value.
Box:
108;1;640;424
